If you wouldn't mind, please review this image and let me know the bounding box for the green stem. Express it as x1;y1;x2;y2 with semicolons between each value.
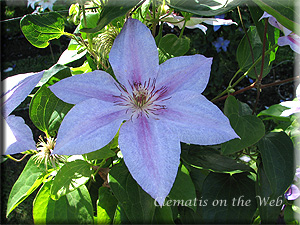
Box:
211;43;278;101
6;154;28;162
179;19;187;39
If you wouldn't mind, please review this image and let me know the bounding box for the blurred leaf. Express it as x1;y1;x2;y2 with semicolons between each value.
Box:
258;132;294;197
256;164;283;224
221;114;265;154
6;157;46;217
169;164;197;211
20;12;65;48
50;160;93;200
236;26;272;79
33;180;94;224
158;34;190;57
97;187;118;224
202;172;257;223
71;61;92;75
29;85;73;136
181;144;254;173
153;206;175;224
252;0;300;36
81;0;141;33
113;203;130;224
258;104;290;121
109;161;156;223
168;0;245;16
80;12;100;29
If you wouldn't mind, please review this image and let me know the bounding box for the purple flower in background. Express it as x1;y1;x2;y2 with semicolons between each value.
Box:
280;84;300;116
50;18;238;205
285;184;300;200
261;12;300;54
213;37;230;52
1;71;44;155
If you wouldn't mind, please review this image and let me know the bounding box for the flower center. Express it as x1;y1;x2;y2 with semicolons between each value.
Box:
114;79;169;119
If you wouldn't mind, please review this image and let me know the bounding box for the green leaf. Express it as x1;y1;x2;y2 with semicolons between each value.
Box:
33;180;94;224
158;34;190;57
153;206;175;224
224;95;252;117
109;161;156;223
252;0;300;36
83;145;116;162
39;64;72;87
181;144;254;173
169;164;197;211
168;0;245;16
29;85;73;136
97;187;118;224
258;104;290;121
81;0;141;33
113;203;130;224
6;157;46;217
50;160;93;200
80;12;100;29
236;26;272;79
20;12;65;48
258;132;294;197
57;48;87;65
202;172;257;224
256;164;283;224
221;114;265;155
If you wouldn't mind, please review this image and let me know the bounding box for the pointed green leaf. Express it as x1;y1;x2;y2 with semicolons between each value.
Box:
6;157;46;217
158;34;190;58
258;132;294;197
258;104;290;121
50;160;93;200
39;64;72;87
109;161;156;223
236;26;272;79
83;145;116;162
224;95;252;117
169;164;197;211
181;144;254;173
20;12;65;48
33;180;94;224
81;0;141;33
221;114;265;155
202;172;257;224
29;85;73;136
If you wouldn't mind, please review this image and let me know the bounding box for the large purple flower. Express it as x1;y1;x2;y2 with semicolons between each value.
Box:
1;71;44;155
49;18;238;204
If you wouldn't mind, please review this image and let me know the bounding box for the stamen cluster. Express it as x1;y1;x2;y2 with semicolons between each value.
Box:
114;79;169;119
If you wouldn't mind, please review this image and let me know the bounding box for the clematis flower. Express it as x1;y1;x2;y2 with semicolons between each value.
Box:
1;71;44;155
213;37;230;52
280;84;300;116
260;12;300;54
162;14;237;34
49;18;239;205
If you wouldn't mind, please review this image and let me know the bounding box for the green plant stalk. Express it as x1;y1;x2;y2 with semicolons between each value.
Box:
179;19;187;39
81;4;94;51
212;43;278;102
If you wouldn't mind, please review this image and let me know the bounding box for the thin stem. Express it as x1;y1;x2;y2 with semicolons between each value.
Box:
212;76;299;103
179;19;187;39
6;154;28;162
212;43;278;102
237;6;258;78
252;18;268;114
